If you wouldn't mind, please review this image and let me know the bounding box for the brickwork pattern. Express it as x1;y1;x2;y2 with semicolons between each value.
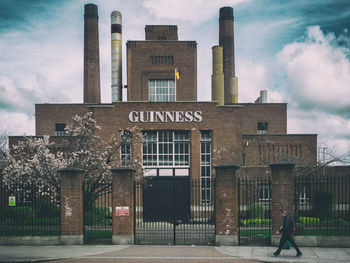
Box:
215;165;239;236
127;41;197;102
111;168;135;236
239;103;287;134
59;168;84;236
243;134;317;167
34;102;243;179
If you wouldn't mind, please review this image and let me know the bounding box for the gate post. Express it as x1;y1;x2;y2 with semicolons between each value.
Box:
111;167;135;245
214;164;239;246
59;168;85;245
270;161;295;246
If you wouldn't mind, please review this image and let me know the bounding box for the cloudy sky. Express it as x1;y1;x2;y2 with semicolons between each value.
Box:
1;0;350;156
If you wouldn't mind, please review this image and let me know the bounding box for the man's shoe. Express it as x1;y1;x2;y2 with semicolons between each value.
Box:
296;252;302;257
273;252;279;256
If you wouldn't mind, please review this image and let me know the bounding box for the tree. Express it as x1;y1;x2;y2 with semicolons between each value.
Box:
64;112;143;208
0;131;7;161
2;136;65;201
2;112;143;207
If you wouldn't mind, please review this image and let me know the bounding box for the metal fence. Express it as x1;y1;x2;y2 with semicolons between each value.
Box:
238;176;271;245
0;181;60;237
294;173;350;236
83;183;112;244
134;177;215;245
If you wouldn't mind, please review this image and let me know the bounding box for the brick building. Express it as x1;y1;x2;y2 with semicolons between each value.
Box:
13;5;317;197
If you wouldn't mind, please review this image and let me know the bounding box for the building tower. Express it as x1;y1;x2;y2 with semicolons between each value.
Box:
111;11;123;102
83;4;101;104
219;7;238;104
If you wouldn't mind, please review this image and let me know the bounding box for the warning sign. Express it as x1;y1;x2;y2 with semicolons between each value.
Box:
115;206;129;216
9;196;16;207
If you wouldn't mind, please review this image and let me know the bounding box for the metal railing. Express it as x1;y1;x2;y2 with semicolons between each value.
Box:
0;181;60;237
294;173;350;236
238;176;272;245
83;183;112;244
134;177;215;245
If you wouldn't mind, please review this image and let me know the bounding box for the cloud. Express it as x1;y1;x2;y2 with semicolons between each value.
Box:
235;59;284;103
0;111;34;136
277;26;350;116
0;76;33;112
288;109;350;155
142;0;251;24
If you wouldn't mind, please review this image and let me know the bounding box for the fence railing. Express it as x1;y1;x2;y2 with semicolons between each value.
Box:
294;174;350;236
238;176;271;245
134;177;215;245
83;183;112;244
0;181;60;237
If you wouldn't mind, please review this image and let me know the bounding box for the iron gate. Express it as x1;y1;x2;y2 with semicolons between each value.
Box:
134;177;215;245
83;184;112;244
238;176;271;245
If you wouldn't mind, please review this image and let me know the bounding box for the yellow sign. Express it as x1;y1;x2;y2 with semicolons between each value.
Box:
9;196;16;207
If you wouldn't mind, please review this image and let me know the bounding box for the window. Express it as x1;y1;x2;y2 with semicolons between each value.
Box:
201;131;212;203
55;123;66;136
120;130;132;167
149;79;175;102
259;184;271;202
299;187;310;204
257;122;268;134
142;131;189;167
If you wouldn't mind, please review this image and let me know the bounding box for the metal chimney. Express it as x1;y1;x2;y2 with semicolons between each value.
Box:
111;11;122;102
84;4;101;104
219;7;238;104
260;90;267;103
211;46;224;106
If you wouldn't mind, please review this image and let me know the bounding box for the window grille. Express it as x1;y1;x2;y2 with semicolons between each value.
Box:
149;79;175;102
259;184;271;202
120;130;132;166
55;123;66;136
142;131;189;167
200;131;212;203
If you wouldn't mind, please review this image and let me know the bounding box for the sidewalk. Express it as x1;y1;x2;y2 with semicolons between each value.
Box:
0;245;349;262
217;246;350;263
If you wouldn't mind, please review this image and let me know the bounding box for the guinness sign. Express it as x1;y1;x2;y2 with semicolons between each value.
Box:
129;111;203;123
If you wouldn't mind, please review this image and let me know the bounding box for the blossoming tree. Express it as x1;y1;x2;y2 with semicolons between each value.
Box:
3;112;142;207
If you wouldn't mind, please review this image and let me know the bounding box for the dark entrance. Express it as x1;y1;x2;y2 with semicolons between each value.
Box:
143;176;191;223
238;176;271;245
135;177;215;245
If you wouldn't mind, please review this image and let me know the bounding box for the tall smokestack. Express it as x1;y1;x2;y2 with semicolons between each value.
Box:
211;46;224;106
219;7;238;104
111;11;122;102
84;4;101;104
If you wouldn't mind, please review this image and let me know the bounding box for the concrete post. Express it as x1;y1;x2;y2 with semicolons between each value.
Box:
214;164;239;245
270;161;295;245
111;167;135;244
59;168;85;245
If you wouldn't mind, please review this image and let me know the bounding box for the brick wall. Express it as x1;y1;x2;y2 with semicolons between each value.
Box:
127;41;197;101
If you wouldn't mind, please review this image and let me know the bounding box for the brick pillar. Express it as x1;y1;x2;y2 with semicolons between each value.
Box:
214;164;239;245
111;167;135;244
270;161;295;245
59;168;85;245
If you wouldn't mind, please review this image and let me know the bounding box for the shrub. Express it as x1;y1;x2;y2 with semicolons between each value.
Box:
34;201;60;218
311;187;333;219
322;218;350;226
298;217;320;225
0;206;36;222
240;218;271;226
250;202;265;218
84;206;111;225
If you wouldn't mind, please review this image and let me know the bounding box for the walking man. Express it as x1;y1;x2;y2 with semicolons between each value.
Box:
273;209;302;257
